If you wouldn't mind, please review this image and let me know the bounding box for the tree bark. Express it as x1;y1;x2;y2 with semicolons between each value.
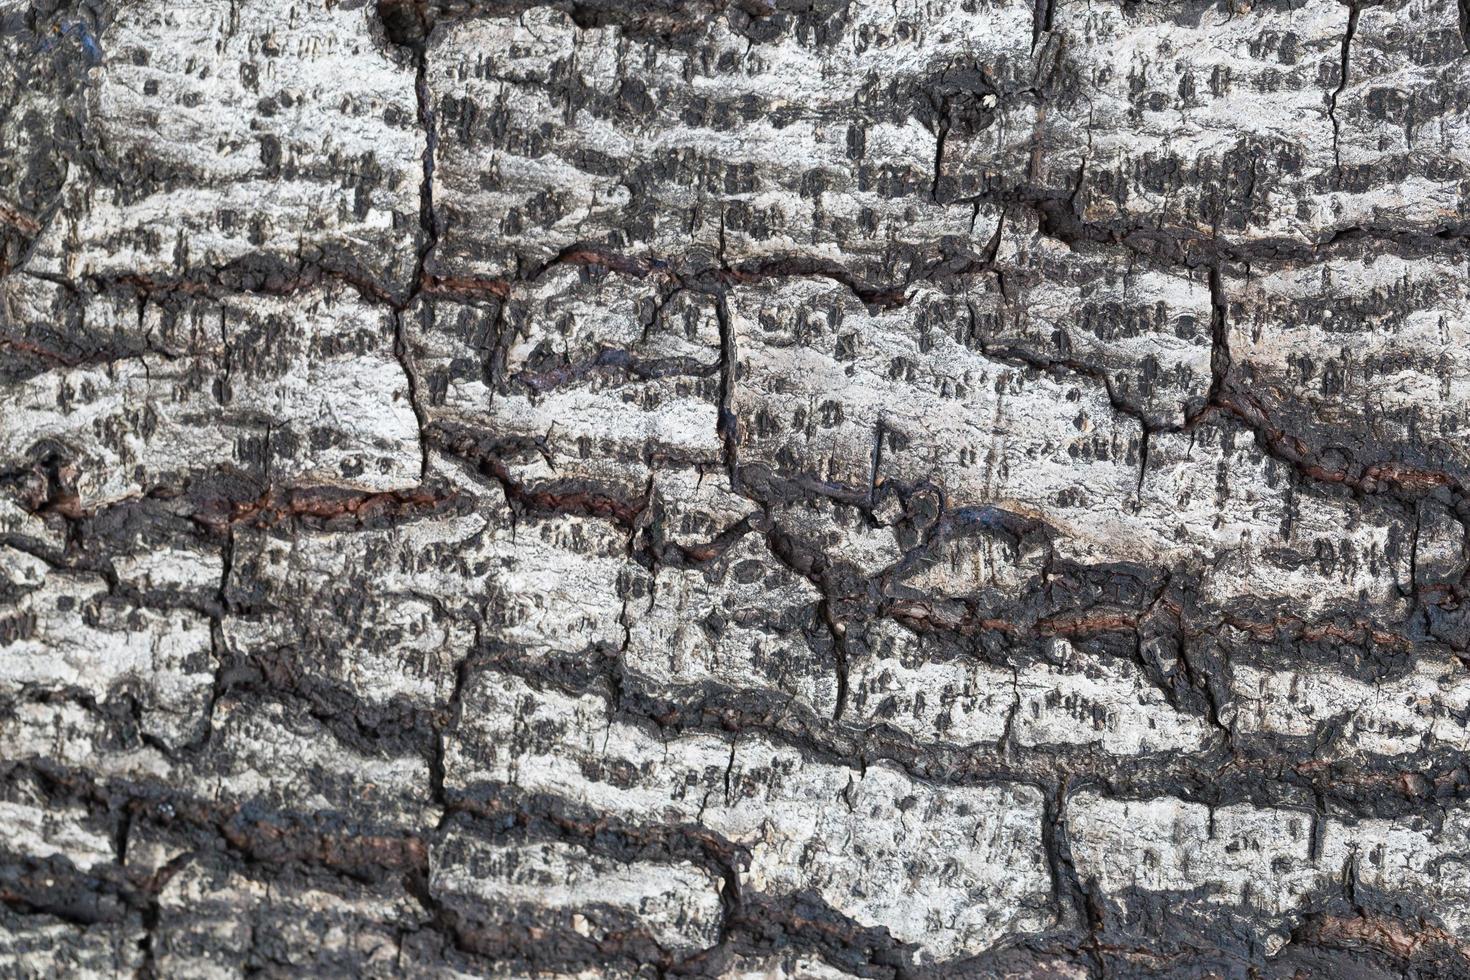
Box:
3;0;1470;976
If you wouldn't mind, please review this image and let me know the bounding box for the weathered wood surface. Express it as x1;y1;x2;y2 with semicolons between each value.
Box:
4;0;1470;976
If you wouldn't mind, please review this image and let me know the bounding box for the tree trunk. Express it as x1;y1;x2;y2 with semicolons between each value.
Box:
3;0;1469;976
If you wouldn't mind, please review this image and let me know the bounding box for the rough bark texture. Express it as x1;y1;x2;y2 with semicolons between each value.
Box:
4;0;1470;976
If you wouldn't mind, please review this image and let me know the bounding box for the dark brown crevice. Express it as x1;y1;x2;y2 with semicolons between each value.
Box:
1204;264;1231;410
380;0;438;483
1030;0;1053;50
377;0;775;47
429;427;651;528
1328;1;1361;180
713;291;742;496
393;310;433;482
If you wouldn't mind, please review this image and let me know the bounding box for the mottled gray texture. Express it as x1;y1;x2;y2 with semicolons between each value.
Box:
4;0;1470;977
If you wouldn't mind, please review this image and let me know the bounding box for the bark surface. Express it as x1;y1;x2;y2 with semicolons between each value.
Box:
3;0;1470;976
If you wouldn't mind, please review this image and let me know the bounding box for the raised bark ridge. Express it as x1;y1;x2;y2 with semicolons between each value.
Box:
3;0;1470;976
